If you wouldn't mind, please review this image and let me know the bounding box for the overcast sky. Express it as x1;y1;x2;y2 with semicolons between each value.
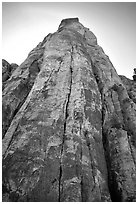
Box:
2;2;136;79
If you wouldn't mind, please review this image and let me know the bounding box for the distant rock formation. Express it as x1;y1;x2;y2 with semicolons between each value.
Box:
119;75;136;103
2;59;18;90
2;18;136;202
2;59;11;82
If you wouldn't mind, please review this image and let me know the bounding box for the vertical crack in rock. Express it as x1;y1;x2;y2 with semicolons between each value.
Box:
75;120;83;201
2;18;135;202
88;57;136;201
91;60;106;199
96;78;135;201
58;46;73;201
80;124;83;201
127;136;136;165
84;130;96;191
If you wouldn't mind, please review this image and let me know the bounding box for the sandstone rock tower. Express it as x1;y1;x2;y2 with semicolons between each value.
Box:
2;18;136;202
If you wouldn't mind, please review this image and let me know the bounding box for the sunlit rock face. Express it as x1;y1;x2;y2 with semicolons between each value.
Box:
2;18;136;202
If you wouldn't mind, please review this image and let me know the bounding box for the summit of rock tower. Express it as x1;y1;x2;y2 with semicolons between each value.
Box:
59;17;79;28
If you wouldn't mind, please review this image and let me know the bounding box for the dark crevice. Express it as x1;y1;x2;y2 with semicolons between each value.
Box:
101;98;124;201
79;124;84;202
84;130;96;190
101;97;122;201
88;60;119;201
86;57;105;200
58;165;62;202
102;129;122;202
127;134;136;165
58;46;73;202
80;178;83;202
101;94;135;201
89;59;124;201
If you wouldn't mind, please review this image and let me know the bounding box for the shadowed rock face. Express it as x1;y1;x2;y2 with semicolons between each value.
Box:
2;18;136;202
2;59;12;82
2;60;18;90
119;75;136;103
2;60;18;81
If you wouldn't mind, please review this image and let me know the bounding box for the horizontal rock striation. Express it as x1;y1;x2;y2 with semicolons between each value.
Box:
2;18;136;202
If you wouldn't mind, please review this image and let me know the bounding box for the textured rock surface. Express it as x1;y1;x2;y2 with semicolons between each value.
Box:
119;75;136;103
10;63;19;73
2;59;11;82
2;18;136;202
2;60;18;90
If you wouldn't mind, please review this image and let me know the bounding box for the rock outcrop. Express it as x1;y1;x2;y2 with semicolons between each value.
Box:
2;59;18;90
2;59;11;82
119;75;136;103
2;18;136;202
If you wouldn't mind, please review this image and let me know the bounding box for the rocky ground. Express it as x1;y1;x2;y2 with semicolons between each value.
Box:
2;18;136;202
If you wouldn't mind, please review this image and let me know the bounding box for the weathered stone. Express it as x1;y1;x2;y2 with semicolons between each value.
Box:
2;60;18;81
10;63;18;73
119;75;136;103
2;59;11;82
2;34;52;139
2;18;136;202
2;60;19;91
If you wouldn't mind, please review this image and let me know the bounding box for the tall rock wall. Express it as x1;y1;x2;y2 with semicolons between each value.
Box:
2;18;136;202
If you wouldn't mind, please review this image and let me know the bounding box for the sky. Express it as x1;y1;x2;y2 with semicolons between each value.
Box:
2;2;136;79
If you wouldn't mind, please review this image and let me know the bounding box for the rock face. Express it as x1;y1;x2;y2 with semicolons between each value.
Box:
2;18;136;202
119;75;136;103
2;59;18;90
2;59;18;82
2;59;11;82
